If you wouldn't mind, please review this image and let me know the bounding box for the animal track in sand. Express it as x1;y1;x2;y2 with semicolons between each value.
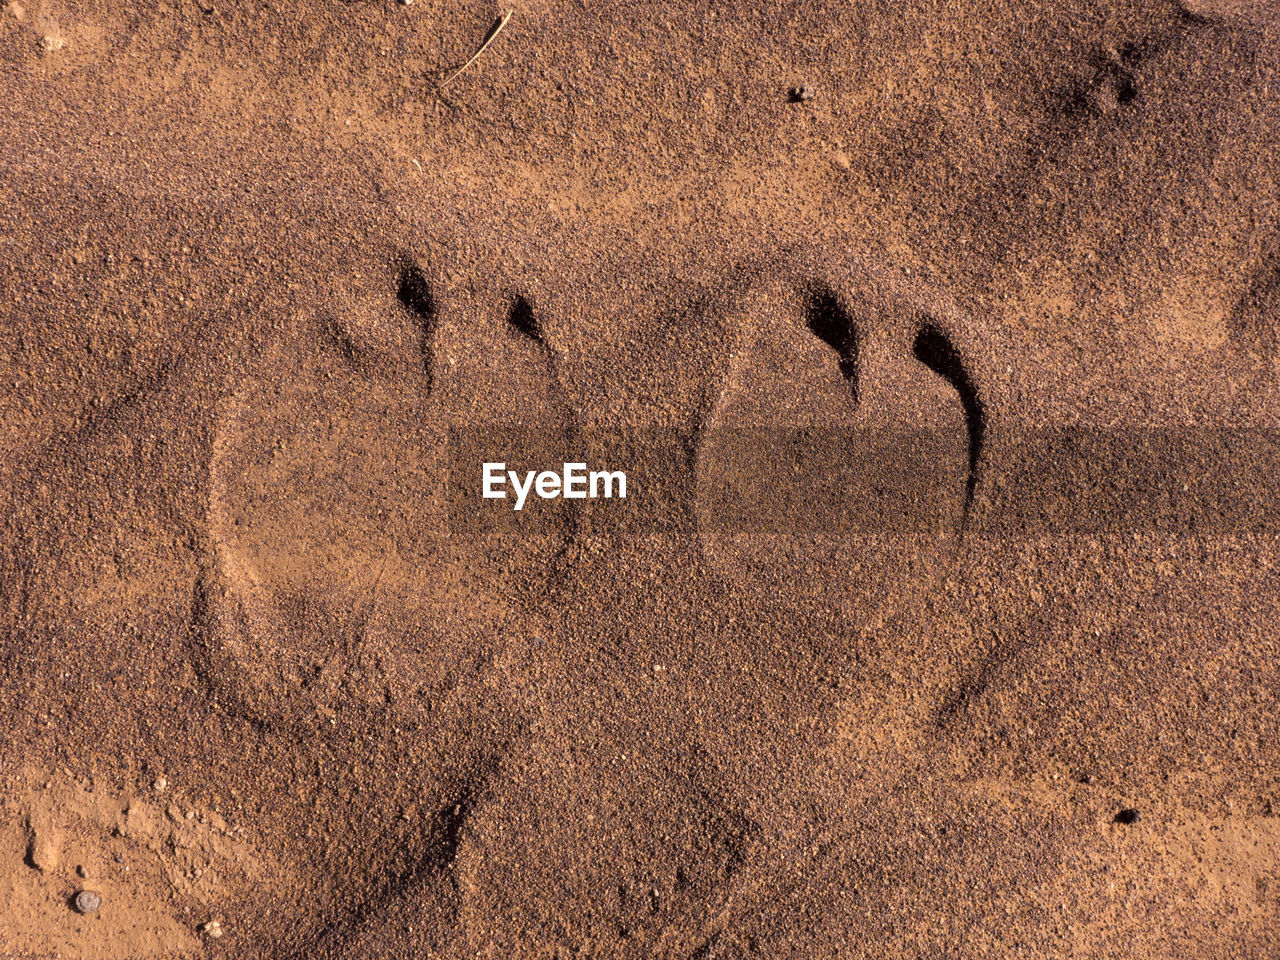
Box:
197;253;988;717
289;770;491;960
198;254;573;726
695;270;983;614
912;320;986;524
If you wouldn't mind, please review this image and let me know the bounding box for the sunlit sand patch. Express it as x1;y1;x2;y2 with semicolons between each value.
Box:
0;769;284;958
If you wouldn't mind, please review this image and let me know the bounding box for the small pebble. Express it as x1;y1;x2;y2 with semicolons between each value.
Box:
73;890;102;915
200;919;224;938
1115;807;1141;825
788;84;814;103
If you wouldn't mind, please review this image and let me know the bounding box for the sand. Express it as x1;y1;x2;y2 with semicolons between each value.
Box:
2;0;1279;956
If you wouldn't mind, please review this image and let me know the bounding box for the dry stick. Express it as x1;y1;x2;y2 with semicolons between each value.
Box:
439;9;514;89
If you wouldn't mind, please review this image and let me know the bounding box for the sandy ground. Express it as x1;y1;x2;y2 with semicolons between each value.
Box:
2;0;1280;957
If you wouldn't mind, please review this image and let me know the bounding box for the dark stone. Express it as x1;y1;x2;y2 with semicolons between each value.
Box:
1114;807;1141;825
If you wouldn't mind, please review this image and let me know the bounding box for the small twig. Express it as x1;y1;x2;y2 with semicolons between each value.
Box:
439;9;514;89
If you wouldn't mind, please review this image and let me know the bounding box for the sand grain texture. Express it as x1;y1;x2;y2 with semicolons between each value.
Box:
2;0;1279;957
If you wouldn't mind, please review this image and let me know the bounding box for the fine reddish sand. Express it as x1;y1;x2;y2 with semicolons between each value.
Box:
2;1;1280;957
